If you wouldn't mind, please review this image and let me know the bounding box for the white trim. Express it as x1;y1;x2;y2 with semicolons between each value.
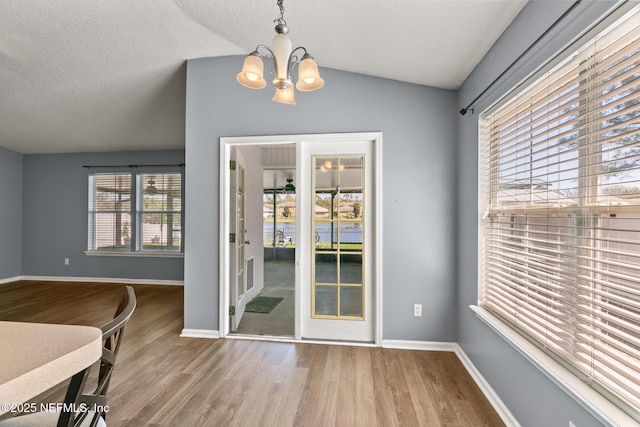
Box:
374;133;384;346
454;343;521;427
227;334;378;347
0;276;22;286
294;140;303;342
299;339;375;347
471;305;637;427
180;329;220;339
227;334;296;343
219;137;233;339
381;339;458;352
18;276;184;286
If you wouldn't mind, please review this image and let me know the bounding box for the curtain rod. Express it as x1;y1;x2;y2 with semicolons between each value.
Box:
83;163;185;169
459;0;583;116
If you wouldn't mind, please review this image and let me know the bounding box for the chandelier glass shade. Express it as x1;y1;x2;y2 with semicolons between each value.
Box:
236;0;324;105
236;54;266;89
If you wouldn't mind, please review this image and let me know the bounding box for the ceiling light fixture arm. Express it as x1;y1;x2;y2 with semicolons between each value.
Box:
251;44;275;61
250;44;311;90
289;46;310;70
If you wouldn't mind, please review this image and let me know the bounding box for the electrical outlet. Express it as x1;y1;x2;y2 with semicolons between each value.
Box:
414;304;422;317
64;258;70;265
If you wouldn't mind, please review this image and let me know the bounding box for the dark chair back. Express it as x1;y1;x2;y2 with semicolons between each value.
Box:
57;286;136;427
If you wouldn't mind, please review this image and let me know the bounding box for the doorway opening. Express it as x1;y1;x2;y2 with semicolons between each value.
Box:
230;144;297;338
239;147;297;337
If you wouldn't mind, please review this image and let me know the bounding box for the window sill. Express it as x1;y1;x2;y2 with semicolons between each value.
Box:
470;305;635;427
84;251;184;259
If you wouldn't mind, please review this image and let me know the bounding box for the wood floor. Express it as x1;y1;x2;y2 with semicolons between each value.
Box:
0;281;505;427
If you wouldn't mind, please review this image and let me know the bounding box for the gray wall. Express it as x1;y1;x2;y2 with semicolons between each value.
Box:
184;56;458;338
0;146;23;280
457;1;620;426
21;150;184;281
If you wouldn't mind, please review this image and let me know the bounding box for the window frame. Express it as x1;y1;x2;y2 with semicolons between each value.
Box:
86;169;184;257
476;3;640;425
87;172;132;253
136;172;183;253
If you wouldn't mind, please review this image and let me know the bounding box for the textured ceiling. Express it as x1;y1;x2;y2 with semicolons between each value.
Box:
0;0;527;154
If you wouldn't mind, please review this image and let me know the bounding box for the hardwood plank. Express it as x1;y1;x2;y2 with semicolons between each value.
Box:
354;346;377;427
317;345;341;426
399;350;442;425
370;347;402;427
0;281;506;427
291;344;330;425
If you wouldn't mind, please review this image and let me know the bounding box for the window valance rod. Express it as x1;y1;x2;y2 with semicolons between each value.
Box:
83;163;185;169
459;0;583;116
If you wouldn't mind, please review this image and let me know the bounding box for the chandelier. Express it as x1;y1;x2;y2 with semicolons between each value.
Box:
236;0;324;105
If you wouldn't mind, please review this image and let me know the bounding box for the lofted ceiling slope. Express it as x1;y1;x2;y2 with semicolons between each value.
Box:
0;0;527;154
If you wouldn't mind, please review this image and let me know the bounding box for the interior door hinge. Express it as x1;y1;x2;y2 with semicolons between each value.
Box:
230;160;236;170
229;233;236;243
229;306;235;316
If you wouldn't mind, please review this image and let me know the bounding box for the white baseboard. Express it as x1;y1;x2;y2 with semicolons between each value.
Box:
381;339;458;352
180;329;220;339
0;276;22;286
454;344;521;427
18;275;183;286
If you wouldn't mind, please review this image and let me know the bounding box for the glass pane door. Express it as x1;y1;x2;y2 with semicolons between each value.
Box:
312;156;364;319
236;165;246;297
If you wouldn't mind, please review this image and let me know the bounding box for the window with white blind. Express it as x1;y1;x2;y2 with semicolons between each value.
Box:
88;172;183;254
479;5;640;419
137;173;182;252
88;173;132;251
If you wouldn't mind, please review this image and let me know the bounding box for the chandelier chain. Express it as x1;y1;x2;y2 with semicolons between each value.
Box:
274;0;287;26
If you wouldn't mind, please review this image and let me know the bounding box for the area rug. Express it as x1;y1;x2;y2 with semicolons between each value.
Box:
245;296;284;313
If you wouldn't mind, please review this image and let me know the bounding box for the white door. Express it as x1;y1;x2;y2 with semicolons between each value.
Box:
298;140;375;342
229;153;247;331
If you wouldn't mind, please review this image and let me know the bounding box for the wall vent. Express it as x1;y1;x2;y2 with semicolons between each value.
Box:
246;257;254;290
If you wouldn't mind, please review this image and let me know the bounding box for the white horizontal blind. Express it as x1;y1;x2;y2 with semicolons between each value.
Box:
480;6;640;417
88;173;132;251
137;173;182;252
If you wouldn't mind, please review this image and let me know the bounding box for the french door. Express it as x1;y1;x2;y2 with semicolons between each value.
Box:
220;133;381;343
298;139;375;342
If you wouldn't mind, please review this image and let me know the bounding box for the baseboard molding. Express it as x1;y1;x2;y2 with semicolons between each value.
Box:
18;275;183;286
0;276;22;286
381;339;459;352
454;344;521;427
180;329;220;339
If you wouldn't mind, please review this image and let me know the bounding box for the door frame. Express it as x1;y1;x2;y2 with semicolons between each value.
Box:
219;132;383;345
